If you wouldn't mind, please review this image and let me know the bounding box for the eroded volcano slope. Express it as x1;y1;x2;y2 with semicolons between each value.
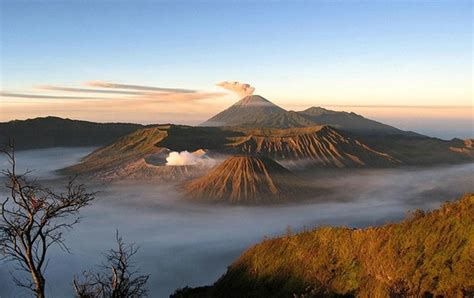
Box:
184;156;308;204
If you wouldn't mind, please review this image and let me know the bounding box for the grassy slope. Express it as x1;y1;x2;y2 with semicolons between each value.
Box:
62;126;169;174
62;125;246;174
173;194;474;297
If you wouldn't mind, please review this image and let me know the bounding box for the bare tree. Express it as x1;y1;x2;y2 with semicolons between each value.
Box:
0;142;95;298
73;231;149;298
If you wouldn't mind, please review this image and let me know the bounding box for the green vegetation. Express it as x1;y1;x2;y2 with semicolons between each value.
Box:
173;194;474;297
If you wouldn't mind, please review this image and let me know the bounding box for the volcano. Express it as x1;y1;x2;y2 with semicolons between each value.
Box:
184;156;308;204
227;126;400;168
201;95;417;135
200;95;313;128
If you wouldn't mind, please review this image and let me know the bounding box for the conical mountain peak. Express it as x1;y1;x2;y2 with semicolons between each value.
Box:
200;94;315;128
200;95;286;127
235;95;278;107
184;155;301;204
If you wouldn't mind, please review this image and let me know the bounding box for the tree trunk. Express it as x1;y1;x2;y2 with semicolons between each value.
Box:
32;272;45;298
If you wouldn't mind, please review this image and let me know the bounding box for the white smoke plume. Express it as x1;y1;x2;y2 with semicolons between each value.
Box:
166;150;216;167
217;81;255;98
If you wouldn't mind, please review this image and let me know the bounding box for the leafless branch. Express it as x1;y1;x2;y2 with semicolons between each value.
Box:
0;142;96;298
73;231;149;298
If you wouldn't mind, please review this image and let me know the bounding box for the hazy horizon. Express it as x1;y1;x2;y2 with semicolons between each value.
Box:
1;105;472;140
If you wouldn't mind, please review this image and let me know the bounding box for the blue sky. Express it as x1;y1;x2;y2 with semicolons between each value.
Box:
0;0;472;138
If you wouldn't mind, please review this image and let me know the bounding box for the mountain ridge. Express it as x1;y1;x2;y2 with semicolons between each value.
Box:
173;193;474;297
298;106;411;135
201;95;416;136
63;124;409;179
0;116;145;150
226;125;400;168
63;123;474;178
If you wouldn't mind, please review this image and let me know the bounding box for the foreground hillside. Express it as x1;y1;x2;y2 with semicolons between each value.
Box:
174;194;474;297
0;116;144;150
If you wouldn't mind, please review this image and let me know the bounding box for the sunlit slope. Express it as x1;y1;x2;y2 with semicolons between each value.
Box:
64;125;401;175
64;126;168;174
184;156;308;204
227;126;400;167
61;125;244;180
64;124;473;177
174;194;474;297
64;127;210;181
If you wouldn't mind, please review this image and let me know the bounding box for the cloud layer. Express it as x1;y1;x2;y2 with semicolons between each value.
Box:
0;81;231;124
36;85;142;95
85;81;196;93
1;81;224;103
217;81;255;98
0;91;111;100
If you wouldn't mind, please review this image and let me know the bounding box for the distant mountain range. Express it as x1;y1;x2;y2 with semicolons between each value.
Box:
0;116;144;150
2;96;473;186
2;101;473;206
0;96;461;153
62;123;473;189
50;95;474;205
201;94;414;136
298;106;408;135
63;124;410;179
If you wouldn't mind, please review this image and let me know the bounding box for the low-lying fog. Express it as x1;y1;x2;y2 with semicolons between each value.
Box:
0;148;473;297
